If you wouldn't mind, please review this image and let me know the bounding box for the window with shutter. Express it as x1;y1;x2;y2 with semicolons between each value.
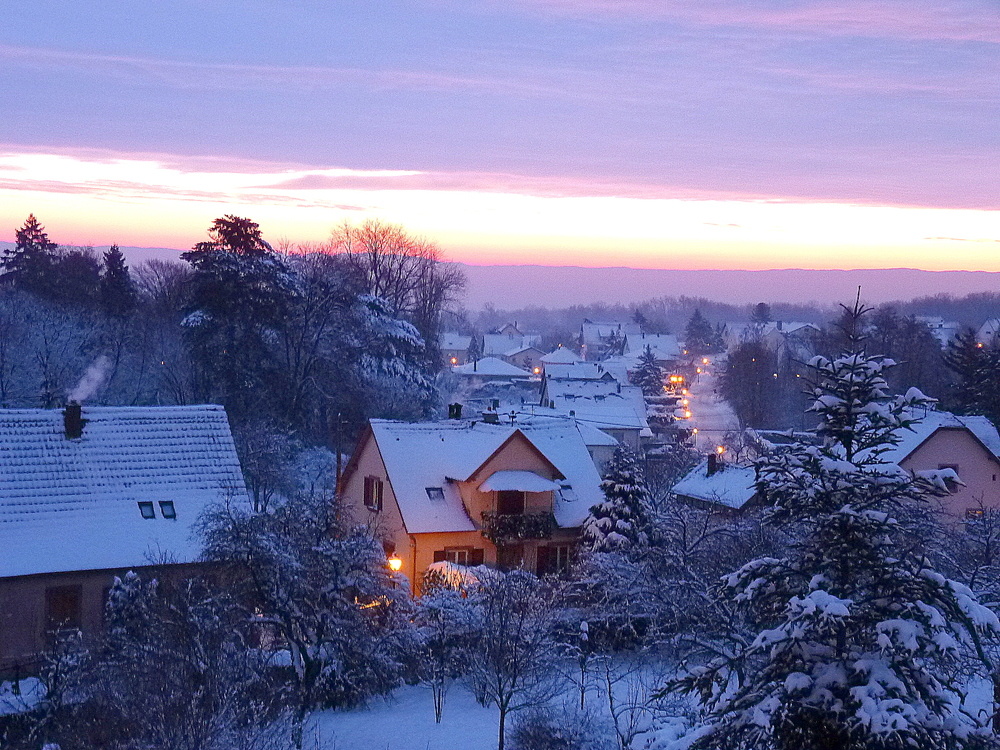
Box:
364;476;384;511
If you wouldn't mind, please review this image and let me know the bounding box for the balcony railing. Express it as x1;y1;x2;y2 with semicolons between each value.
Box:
481;511;557;544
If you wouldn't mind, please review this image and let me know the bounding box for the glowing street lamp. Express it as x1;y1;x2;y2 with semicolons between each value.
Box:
387;554;403;572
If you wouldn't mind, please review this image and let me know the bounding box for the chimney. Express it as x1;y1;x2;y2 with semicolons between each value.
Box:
707;453;718;476
448;403;464;420
482;410;500;424
64;402;84;440
777;320;783;331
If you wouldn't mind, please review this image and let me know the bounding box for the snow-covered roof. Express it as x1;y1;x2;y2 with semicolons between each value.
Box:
366;419;603;533
673;461;758;510
479;470;561;492
0;405;248;579
623;333;681;359
877;410;1000;466
581;320;641;346
544;380;650;433
483;333;541;357
541;347;582;364
977;319;1000;343
440;332;472;351
544;362;620;382
504;345;544;358
452;357;532;378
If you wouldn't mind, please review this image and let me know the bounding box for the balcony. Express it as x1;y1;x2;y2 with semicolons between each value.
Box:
480;511;557;544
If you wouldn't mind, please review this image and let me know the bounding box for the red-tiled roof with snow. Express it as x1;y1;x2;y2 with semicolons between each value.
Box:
0;405;248;578
366;418;602;533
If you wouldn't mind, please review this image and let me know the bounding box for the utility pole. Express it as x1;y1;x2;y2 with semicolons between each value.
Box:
332;411;350;493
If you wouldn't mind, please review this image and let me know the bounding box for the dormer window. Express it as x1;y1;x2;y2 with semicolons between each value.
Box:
159;501;176;519
425;487;444;501
138;501;155;519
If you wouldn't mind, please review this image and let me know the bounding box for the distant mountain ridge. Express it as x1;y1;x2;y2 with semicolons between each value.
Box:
1;241;996;308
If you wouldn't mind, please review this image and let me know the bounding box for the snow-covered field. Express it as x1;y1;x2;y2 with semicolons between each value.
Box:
310;685;500;750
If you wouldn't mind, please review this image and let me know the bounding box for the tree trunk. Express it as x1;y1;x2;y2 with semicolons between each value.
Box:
993;673;1000;734
498;704;507;750
433;681;444;723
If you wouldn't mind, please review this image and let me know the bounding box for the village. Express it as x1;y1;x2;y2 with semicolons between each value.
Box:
3;214;1000;750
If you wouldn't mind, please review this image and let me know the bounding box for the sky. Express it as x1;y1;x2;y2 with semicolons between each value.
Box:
1;0;998;271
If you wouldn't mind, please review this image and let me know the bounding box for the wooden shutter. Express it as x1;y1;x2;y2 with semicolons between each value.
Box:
469;548;485;565
433;550;446;563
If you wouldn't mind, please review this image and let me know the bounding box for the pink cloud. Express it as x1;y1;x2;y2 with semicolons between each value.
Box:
497;0;1000;44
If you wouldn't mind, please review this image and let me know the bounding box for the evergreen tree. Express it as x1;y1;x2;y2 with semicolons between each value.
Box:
671;302;1000;750
944;328;1000;425
582;445;653;553
467;331;483;364
52;247;101;307
99;244;138;317
750;302;773;325
181;215;298;417
684;309;717;355
630;344;665;397
3;214;57;295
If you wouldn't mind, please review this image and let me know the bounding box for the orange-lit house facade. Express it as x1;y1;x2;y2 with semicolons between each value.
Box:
341;418;603;592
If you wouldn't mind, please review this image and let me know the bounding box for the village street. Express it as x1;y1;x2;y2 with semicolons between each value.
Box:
683;361;740;452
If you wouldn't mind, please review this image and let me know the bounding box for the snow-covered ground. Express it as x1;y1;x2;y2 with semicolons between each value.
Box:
309;668;691;750
683;367;739;452
310;684;500;750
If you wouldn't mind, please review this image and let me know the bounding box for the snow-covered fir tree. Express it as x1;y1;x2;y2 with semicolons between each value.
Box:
671;302;1000;750
630;344;665;397
582;445;653;553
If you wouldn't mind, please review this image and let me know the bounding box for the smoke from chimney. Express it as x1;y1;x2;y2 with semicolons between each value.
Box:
68;356;111;403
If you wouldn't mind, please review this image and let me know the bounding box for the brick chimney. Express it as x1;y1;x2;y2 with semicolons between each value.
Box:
707;453;719;476
64;402;84;440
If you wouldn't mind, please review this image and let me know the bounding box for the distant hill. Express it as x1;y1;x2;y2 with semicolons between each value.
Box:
1;241;997;308
0;242;182;269
456;264;1000;308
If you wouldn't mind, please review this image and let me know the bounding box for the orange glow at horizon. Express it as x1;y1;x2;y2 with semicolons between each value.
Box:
1;151;999;272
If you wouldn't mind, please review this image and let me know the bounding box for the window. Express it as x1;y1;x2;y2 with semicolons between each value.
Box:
45;585;82;631
425;487;445;501
552;545;573;573
159;501;176;519
497;490;525;515
445;548;470;566
363;476;384;511
536;544;573;576
432;548;484;566
138;501;155;519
